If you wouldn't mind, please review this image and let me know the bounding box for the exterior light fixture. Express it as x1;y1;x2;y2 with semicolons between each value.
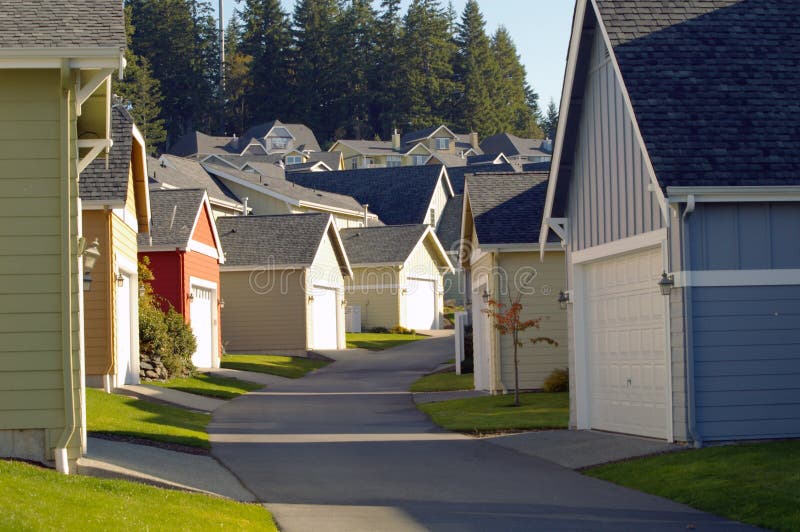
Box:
558;290;570;310
138;283;146;298
80;237;101;292
658;272;675;296
308;295;315;303
341;299;347;307
219;298;225;309
116;273;125;288
188;292;195;302
83;273;93;293
482;289;490;303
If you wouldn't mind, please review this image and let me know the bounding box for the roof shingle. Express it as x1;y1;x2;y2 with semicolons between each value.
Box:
339;225;428;265
80;105;133;203
139;189;206;249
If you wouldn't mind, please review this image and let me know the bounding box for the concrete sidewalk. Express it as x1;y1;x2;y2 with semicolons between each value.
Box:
202;367;292;388
118;384;225;412
78;437;256;501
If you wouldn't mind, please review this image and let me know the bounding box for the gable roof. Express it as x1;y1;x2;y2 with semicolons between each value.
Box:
465;172;553;246
285;161;332;173
240;120;321;152
401;125;456;146
436;195;464;256
0;0;125;49
139;188;222;254
286;165;451;226
340;225;453;271
308;151;343;169
446;163;518;195
80;105;134;203
150;155;243;210
594;0;800;188
168;131;232;158
217;214;351;275
480;133;553;158
330;139;397;157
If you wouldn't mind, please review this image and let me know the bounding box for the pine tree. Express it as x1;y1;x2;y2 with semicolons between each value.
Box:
371;0;404;138
491;26;543;138
222;15;253;134
237;0;292;126
114;5;167;153
541;99;559;139
453;0;500;137
337;0;379;140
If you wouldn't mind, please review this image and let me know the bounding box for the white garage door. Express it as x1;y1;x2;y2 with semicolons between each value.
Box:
405;278;436;330
472;282;492;391
190;285;215;368
585;246;668;439
115;273;134;385
312;286;338;350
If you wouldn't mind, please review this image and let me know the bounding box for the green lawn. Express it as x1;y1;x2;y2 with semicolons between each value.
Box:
418;392;569;433
346;333;424;351
150;373;263;399
222;354;329;379
410;372;474;392
87;388;210;448
0;460;275;531
586;440;800;532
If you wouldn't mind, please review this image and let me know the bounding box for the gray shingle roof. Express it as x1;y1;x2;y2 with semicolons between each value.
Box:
240;120;321;153
308;151;342;169
169;132;233;158
239;161;287;179
79;105;133;203
203;163;367;214
0;0;124;49
339;225;428;265
286;165;447;226
596;0;800;187
139;189;206;249
437;195;464;256
480;133;553;158
466;172;554;245
216;213;331;268
149;155;242;208
447;163;518;195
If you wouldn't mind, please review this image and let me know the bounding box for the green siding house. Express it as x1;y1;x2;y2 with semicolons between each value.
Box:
0;1;126;473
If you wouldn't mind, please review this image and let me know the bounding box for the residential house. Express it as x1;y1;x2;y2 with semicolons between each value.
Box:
446;163;519;195
138;189;225;369
203;163;381;228
480;133;554;164
0;0;125;472
340;225;453;331
462;172;567;393
80;105;150;392
217;214;352;354
541;0;800;444
436;194;467;306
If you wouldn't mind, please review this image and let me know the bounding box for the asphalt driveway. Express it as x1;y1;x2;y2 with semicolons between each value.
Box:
209;336;751;531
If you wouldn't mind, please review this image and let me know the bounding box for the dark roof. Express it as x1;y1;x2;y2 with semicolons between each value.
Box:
466;172;553;245
139;189;206;249
308;151;342;168
595;0;800;188
339;225;428;265
285;161;331;173
447;163;518;195
216;213;331;268
148;156;242;208
480;133;553;158
521;161;552;173
437;195;464;256
240;120;321;153
400;125;446;146
286;165;447;226
467;154;504;165
168;132;232;158
0;0;125;49
80;105;133;203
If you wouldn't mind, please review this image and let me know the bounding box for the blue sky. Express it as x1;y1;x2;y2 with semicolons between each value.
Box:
214;0;574;110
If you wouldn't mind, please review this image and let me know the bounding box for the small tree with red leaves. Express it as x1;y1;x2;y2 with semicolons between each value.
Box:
484;295;558;406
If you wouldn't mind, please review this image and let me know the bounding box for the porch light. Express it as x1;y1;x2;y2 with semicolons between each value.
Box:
658;272;675;296
219;298;225;309
138;283;146;297
83;273;93;293
482;289;490;303
188;292;195;302
558;290;570;310
80;237;101;292
308;295;315;303
116;273;125;288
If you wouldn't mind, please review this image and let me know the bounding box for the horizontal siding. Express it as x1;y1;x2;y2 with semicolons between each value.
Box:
184;250;222;359
346;267;399;329
567;27;663;253
82;211;112;375
191;203;217;248
692;285;800;441
222;180;292;216
140;251;182;314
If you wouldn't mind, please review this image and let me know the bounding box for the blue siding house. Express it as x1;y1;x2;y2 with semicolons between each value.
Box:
541;0;800;445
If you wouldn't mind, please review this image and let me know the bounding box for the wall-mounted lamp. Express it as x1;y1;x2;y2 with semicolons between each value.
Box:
308;295;315;303
341;299;348;307
482;289;490;303
80;237;101;292
139;283;146;298
218;298;225;309
558;290;570;310
658;272;675;296
116;273;125;288
188;292;195;302
401;288;408;295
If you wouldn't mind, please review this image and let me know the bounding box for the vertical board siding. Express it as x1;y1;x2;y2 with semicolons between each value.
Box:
689;202;800;270
567;29;663;253
692;285;800;440
346;267;399;329
428;177;450;228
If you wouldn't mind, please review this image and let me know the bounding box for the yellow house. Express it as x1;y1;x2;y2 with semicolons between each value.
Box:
0;0;125;472
340;225;453;331
461;171;568;393
80;105;150;392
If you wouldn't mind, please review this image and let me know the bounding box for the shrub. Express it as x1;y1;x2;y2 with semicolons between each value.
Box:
163;308;197;377
367;326;390;334
389;325;416;335
462;325;473;373
139;297;169;361
543;368;569;392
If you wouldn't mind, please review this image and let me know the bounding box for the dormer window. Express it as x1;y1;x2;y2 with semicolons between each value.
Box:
435;137;450;150
285;155;303;165
429;208;436;226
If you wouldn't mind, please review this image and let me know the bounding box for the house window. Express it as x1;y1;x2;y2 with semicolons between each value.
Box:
386;155;401;167
269;137;290;150
285;155;303;165
435;137;450;150
429;208;436;226
413;155;428;166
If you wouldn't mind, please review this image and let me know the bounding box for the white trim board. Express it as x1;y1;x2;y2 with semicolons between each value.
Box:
188;239;220;260
571;229;667;264
674;269;800;287
189;276;218;291
667;186;800;203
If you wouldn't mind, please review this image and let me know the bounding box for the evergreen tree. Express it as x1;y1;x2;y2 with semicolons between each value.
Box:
491;26;543;138
399;0;458;130
541;99;559;139
337;0;379;140
371;0;404;138
237;0;291;126
114;6;167;154
453;0;500;137
222;15;253;134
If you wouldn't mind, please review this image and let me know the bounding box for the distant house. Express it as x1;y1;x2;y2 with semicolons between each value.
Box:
139;189;225;369
461;172;567;392
480;133;553;164
80;105;151;391
329;125;482;169
340;225;453;331
435;194;467;306
218;214;352;354
446;163;519;195
0;0;125;473
542;0;800;444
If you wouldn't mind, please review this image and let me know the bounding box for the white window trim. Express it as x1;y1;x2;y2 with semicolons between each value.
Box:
188;239;220;260
189;276;218;292
571;229;667;264
674;269;800;287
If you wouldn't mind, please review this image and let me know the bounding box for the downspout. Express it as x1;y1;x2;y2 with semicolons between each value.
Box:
680;194;703;448
55;62;78;474
104;208;114;388
179;251;186;317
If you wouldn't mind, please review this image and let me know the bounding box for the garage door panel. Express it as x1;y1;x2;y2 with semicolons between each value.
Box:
312;286;338;350
405;278;436;330
190;285;214;368
586;246;667;439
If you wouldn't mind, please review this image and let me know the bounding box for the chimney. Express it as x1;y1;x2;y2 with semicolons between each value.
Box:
470;131;479;150
363;204;370;228
230;133;239;150
392;129;401;151
242;196;249;216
